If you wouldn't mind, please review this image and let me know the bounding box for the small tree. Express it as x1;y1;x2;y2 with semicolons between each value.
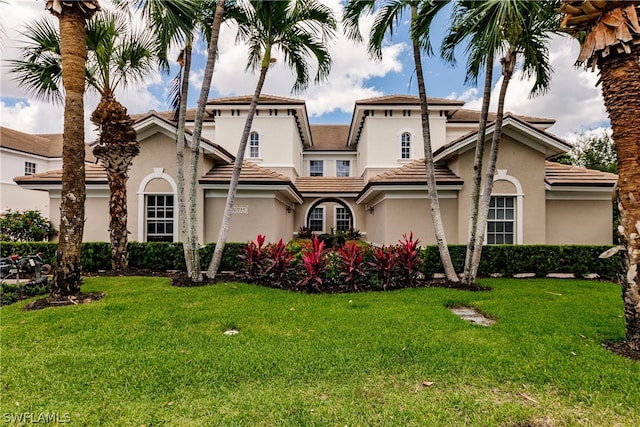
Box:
0;210;56;242
565;131;617;173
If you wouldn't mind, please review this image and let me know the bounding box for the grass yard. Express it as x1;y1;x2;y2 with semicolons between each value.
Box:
1;277;639;426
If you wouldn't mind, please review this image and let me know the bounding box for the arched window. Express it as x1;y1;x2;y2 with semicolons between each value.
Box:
401;132;411;159
249;131;260;158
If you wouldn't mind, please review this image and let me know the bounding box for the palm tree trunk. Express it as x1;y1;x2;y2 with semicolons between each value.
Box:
175;45;196;279
184;0;225;282
208;55;271;278
411;5;458;283
599;46;640;351
471;51;516;278
52;8;89;298
462;55;494;286
91;92;139;272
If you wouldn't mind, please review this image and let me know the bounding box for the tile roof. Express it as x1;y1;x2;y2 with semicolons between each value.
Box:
13;163;107;184
1;127;97;162
448;109;555;125
368;160;463;185
295;177;365;193
308;125;352;151
356;94;464;107
199;161;293;184
207;94;305;105
545;161;617;187
129;109;215;123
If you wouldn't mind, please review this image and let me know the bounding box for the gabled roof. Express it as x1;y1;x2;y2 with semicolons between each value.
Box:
1;126;96;162
545;161;617;188
200;161;292;184
448;109;555;127
307;125;352;151
207;94;305;105
295;177;365;194
129;109;215;123
434;114;572;162
356;94;464;107
14;163;108;187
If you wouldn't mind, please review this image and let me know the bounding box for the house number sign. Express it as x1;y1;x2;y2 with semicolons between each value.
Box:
231;206;249;214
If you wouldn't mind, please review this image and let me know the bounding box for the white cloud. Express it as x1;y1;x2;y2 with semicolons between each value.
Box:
449;35;608;140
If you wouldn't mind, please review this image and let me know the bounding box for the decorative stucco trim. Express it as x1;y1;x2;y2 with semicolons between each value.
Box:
137;168;178;242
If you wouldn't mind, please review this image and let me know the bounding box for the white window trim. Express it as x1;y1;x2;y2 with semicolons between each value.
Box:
145;194;176;242
484;169;524;245
334;205;352;231
247;130;261;159
397;129;414;161
336;160;350;177
309;159;324;177
137;168;178;242
24;161;37;175
308;206;325;233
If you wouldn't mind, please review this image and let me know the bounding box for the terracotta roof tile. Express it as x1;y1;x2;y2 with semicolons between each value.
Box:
308;125;351;151
545;161;617;187
129;109;216;123
356;94;464;107
368;159;463;185
207;94;305;105
295;177;365;193
1;127;59;157
448;109;555;125
200;161;292;184
14;163;107;184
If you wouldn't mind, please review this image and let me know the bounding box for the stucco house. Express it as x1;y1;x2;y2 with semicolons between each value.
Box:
13;94;617;246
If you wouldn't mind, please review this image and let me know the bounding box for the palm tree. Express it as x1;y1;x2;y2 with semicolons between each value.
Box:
440;1;559;286
130;0;225;282
560;0;640;352
206;0;337;278
344;0;459;283
10;10;156;272
45;0;100;299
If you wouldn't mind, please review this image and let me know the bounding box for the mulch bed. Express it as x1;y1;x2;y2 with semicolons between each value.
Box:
23;292;105;311
603;341;640;361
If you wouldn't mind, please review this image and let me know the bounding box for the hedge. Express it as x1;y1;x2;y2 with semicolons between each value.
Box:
0;241;622;280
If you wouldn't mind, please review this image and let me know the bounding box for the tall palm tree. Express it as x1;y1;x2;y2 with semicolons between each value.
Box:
561;0;640;352
124;0;224;282
207;0;336;278
10;10;156;272
440;0;560;286
344;0;459;283
45;0;100;299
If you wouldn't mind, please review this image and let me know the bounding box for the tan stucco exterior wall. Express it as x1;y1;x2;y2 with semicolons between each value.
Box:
48;189;110;242
546;198;613;244
204;194;294;243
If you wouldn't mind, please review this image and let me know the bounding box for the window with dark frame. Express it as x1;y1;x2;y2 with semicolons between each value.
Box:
487;196;515;244
146;194;174;242
24;161;37;176
309;207;324;232
335;207;351;231
309;160;324;177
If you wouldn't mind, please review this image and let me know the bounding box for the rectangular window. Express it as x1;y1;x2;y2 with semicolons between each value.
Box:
249;132;260;158
401;133;411;159
336;160;350;177
487;196;515;244
309;160;324;177
146;195;174;242
24;161;37;175
309;207;324;232
335;207;351;231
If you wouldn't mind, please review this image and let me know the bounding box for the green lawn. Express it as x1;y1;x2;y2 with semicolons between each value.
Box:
1;277;638;426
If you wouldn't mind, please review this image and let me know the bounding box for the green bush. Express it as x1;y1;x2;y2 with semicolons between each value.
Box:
0;210;56;241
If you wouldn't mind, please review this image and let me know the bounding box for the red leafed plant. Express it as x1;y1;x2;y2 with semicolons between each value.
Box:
337;241;365;291
239;234;268;281
369;245;397;290
397;232;421;287
296;236;327;292
264;238;294;286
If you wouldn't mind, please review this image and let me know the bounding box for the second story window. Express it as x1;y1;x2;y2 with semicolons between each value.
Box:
24;161;37;176
401;132;411;159
248;131;260;158
310;160;324;177
336;160;350;177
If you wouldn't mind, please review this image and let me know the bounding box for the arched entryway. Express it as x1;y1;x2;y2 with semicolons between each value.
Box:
305;198;355;233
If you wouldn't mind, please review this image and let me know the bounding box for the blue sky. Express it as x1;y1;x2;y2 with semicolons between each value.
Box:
0;0;610;140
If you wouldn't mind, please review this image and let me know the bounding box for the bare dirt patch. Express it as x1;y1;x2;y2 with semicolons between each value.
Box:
449;306;496;326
